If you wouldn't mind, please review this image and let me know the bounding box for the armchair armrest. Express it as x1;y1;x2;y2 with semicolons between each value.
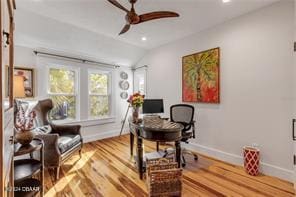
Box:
35;133;61;167
50;124;81;136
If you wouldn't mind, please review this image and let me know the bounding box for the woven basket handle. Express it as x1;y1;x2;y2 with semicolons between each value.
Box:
157;158;171;164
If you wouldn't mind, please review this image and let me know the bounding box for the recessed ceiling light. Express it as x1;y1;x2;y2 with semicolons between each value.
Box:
141;37;147;41
222;0;231;3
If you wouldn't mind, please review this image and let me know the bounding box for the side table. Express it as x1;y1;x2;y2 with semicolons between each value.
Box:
14;139;44;197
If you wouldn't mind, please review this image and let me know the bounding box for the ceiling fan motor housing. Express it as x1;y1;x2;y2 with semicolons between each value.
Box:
126;12;140;24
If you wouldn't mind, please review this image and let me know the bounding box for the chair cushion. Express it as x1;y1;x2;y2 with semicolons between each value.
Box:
58;134;81;154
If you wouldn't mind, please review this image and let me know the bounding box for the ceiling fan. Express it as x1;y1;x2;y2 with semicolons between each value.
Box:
107;0;180;35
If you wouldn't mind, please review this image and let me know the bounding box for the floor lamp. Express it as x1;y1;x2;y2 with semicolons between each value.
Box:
119;104;131;136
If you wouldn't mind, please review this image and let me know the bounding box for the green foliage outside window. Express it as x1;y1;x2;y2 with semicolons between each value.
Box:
49;68;76;120
90;95;109;117
49;68;75;94
89;73;109;118
50;95;76;120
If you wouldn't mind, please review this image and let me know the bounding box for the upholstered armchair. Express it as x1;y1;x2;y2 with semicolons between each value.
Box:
15;99;83;180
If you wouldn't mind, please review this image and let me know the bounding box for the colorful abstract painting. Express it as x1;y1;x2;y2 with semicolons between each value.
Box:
182;47;220;103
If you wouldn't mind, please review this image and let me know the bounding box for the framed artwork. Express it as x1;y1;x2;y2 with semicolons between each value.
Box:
182;47;220;103
6;67;35;98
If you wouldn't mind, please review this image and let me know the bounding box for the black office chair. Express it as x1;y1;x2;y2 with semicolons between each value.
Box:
170;104;198;167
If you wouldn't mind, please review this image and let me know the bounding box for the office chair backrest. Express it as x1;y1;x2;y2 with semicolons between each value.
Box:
170;104;194;132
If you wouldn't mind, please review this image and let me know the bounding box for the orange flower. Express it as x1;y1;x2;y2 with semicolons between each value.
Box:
128;92;145;107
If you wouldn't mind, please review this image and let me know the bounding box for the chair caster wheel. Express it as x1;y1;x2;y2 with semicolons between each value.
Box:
182;163;186;167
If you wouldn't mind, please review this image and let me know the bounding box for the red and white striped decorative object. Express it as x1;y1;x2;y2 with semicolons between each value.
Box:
243;146;260;176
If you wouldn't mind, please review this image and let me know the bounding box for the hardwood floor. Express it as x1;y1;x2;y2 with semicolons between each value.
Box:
44;135;295;197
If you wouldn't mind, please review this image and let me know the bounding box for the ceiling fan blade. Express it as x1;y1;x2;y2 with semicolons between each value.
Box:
139;11;179;23
107;0;129;13
119;24;131;35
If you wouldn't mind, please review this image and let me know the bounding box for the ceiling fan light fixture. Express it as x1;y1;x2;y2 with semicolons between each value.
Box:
141;37;147;41
222;0;231;3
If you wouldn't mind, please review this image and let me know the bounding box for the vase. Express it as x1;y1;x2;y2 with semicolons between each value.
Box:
243;146;260;176
15;130;35;146
132;107;140;123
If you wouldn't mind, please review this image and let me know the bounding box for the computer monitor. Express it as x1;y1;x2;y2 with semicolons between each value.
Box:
142;99;164;114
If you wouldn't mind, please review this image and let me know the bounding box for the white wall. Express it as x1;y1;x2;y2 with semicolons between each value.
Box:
136;1;294;181
14;45;133;142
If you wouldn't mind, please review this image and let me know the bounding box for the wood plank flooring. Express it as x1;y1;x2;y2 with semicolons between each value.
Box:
44;135;295;197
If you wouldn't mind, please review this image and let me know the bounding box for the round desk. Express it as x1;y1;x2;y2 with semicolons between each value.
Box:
129;116;183;179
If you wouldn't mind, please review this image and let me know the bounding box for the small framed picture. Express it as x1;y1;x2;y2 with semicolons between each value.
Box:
6;67;35;98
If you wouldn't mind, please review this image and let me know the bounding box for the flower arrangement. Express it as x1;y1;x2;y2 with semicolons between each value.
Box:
128;92;145;108
128;93;145;123
15;106;36;132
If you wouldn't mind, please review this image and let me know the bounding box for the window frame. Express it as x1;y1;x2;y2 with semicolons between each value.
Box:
47;64;80;122
87;69;112;119
133;68;147;95
137;73;145;94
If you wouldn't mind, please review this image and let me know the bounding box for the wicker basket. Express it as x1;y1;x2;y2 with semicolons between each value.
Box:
146;158;182;197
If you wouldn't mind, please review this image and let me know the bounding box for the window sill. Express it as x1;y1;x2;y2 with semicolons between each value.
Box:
52;116;116;127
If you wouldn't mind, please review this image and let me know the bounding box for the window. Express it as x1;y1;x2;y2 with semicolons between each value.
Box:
134;70;146;95
138;75;145;95
88;71;110;118
48;67;78;120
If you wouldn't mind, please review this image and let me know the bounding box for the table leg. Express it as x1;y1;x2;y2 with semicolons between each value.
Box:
175;140;181;168
130;132;134;156
137;137;144;179
156;142;159;152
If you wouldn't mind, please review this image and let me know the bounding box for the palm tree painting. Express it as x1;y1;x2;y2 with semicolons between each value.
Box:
182;47;220;103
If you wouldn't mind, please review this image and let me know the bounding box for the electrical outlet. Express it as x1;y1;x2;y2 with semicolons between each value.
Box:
252;143;259;148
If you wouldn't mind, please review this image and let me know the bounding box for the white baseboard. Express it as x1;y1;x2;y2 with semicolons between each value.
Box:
83;129;129;143
185;142;294;182
82;130;294;182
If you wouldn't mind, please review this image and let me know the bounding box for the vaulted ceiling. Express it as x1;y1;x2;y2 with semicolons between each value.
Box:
15;0;279;66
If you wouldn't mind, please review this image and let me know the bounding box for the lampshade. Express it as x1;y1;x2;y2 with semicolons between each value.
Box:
13;75;25;98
